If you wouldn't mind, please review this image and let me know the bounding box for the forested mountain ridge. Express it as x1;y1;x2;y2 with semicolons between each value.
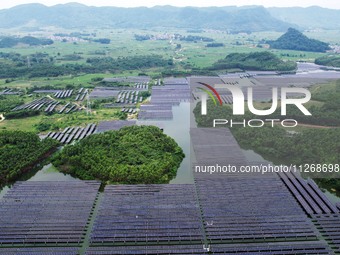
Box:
0;4;293;32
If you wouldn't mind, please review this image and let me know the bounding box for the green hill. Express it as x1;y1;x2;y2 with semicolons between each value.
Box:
210;51;297;71
268;28;330;52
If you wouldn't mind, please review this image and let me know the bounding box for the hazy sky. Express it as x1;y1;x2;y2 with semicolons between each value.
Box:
1;0;340;10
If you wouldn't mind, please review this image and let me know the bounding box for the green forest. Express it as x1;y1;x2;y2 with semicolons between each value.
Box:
0;131;59;186
0;52;173;78
52;126;185;184
0;36;53;48
315;55;340;67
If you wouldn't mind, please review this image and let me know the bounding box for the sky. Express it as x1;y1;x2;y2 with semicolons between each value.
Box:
1;0;340;10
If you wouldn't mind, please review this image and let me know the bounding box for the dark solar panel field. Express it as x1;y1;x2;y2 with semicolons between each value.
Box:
0;247;79;255
46;124;96;144
90;185;204;245
0;181;100;246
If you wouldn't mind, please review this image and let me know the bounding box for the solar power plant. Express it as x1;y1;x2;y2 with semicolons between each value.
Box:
86;245;207;254
190;128;248;164
89;88;120;98
45;124;96;143
134;84;149;90
210;241;334;254
254;76;330;87
163;77;188;85
90;185;204;245
54;90;74;98
103;76;151;83
313;214;340;252
0;181;100;246
138;111;173;120
195;174;319;243
59;103;70;113
150;85;191;105
140;104;173;111
95;120;136;133
33;90;60;94
0;247;79;255
278;171;339;215
12;97;55;111
189;77;223;88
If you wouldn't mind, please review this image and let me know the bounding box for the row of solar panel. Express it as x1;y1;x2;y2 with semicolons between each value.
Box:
0;181;100;245
45;123;97;144
90;184;203;245
12;97;56;112
278;171;339;215
0;241;335;255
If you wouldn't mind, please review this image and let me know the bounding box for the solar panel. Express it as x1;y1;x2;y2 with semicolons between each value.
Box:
0;181;100;246
90;184;204;245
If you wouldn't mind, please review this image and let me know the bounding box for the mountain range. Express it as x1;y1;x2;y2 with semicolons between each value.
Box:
0;3;339;31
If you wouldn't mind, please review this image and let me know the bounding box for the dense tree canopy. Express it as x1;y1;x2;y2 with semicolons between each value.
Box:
0;52;173;78
315;55;340;67
210;51;297;71
0;131;59;186
0;36;53;48
52;126;185;184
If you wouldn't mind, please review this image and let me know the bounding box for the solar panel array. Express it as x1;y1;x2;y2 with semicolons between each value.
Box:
140;104;173;111
211;241;334;254
0;181;100;246
12;97;57;112
86;245;207;255
191;128;321;244
190;128;247;164
0;247;79;255
163;77;188;85
95;120;136;133
137;85;190;120
150;85;191;105
90;87;120;99
90;185;204;245
33;89;60;94
75;88;88;101
116;90;143;104
138;111;173;120
195;174;319;243
54;90;74;98
278;171;339;215
313;214;340;253
121;107;137;114
103;76;151;83
46;123;96;144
